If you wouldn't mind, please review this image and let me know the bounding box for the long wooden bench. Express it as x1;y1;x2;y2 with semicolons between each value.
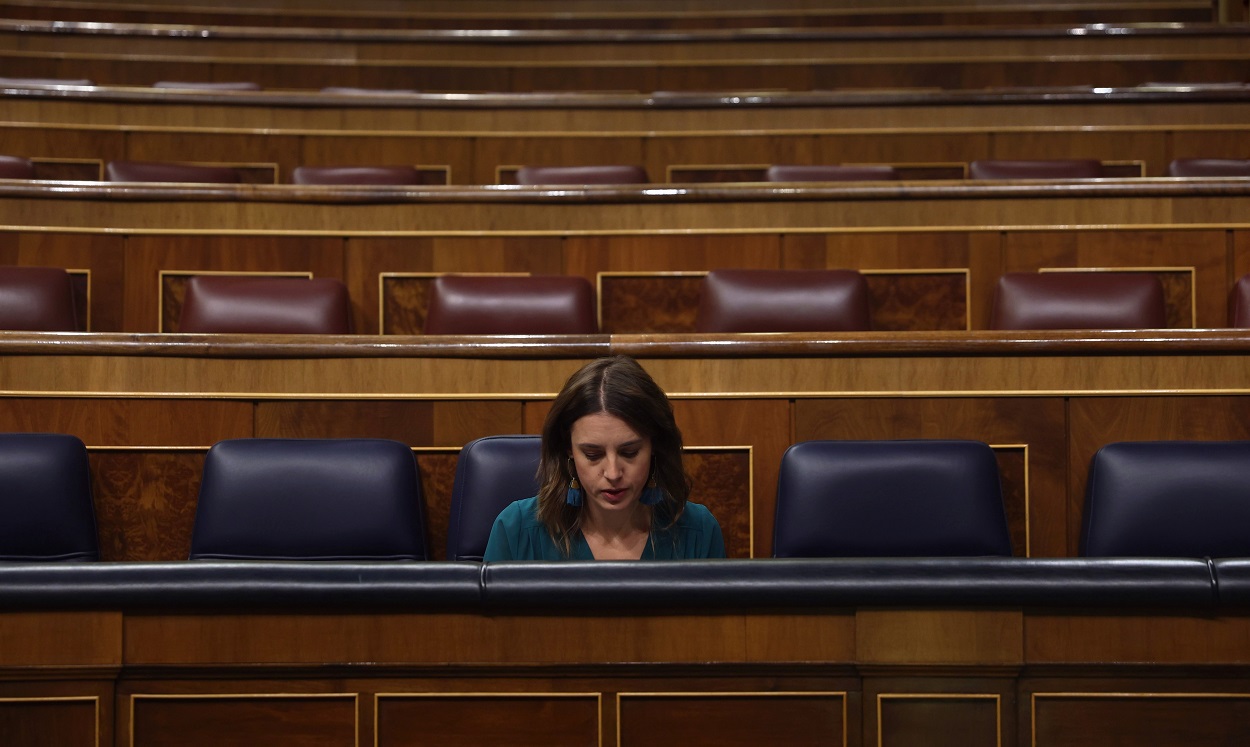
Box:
0;0;1222;30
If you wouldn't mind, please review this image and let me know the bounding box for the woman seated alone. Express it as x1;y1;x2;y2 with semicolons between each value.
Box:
483;356;726;561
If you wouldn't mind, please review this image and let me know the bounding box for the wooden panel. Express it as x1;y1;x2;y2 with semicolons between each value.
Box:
0;232;126;332
1032;693;1250;746
599;273;704;333
1002;229;1225;327
668;399;790;558
0;398;252;445
793;398;1066;557
1067;396;1250;555
0;612;121;667
864;270;967;331
567;234;782;290
92;449;204;562
619;693;846;747
130;694;356;747
683;448;751;559
857;610;1022;665
477;136;647;185
376;694;599;747
298;134;468;184
1026;614;1250;664
0;698;97;747
991;129;1171;176
123;234;346;332
878;694;1000;747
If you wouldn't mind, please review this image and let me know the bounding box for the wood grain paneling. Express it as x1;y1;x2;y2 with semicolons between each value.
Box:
130;694;356;747
0;698;97;747
683;448;751;558
857;610;1023;666
376;694;599;747
1032;693;1250;747
878;694;1000;747
619;693;846;747
91;450;204;561
0;232;126;332
0;399;251;445
0;612;121;667
1026;614;1250;664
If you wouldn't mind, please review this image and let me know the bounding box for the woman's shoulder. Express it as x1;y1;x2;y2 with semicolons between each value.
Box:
496;495;543;526
674;500;720;528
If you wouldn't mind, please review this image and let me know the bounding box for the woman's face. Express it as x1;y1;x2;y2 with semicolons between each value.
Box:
569;411;653;516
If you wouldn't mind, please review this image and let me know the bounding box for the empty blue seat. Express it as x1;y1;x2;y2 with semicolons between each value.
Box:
446;435;541;562
0;433;98;561
773;440;1011;558
1082;441;1250;557
190;438;428;560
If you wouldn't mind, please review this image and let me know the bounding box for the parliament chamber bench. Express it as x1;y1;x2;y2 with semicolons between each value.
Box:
1;179;1249;334
3;557;1250;746
0;0;1224;30
4;84;1250;184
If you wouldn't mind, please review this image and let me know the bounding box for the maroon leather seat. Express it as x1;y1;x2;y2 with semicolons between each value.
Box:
292;165;425;186
153;81;261;91
1167;159;1250;177
320;87;419;95
968;159;1105;180
179;276;352;334
695;269;871;333
514;165;648;186
765;165;898;182
423;275;597;335
0;156;36;179
1228;275;1250;327
105;161;243;184
990;272;1166;330
0;77;93;86
0;266;79;331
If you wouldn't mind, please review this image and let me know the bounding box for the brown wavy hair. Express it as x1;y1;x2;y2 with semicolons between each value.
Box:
536;356;690;556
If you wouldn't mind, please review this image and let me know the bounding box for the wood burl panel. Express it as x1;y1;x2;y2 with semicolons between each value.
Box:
600;274;704;333
684;449;752;559
91;450;203;561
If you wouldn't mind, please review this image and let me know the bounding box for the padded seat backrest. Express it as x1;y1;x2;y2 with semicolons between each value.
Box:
0;155;36;179
1082;441;1250;557
189;438;428;561
773;440;1012;558
0;77;93;86
765;164;898;182
968;159;1105;180
292;165;425;185
990;272;1166;330
1229;274;1250;327
0;433;98;561
423;275;597;335
1167;158;1250;177
179;275;352;334
105;160;242;184
153;81;261;90
0;266;79;331
447;435;542;562
515;165;648;185
695;268;870;333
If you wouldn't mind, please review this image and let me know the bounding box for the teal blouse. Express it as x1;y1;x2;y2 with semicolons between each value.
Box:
482;496;726;561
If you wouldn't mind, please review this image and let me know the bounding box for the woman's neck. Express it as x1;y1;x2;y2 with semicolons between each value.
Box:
581;503;651;560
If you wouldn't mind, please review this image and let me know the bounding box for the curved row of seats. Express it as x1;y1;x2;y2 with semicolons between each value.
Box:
4;265;1250;333
4;432;1248;564
6;156;1250;185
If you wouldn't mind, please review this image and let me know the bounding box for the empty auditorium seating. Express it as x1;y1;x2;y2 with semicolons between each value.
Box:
765;164;899;182
0;155;36;179
694;268;871;333
189;438;428;560
0;266;79;331
179;275;352;334
105;160;243;183
0;433;98;561
989;271;1166;330
292;165;426;185
1167;158;1250;177
152;81;261;91
514;165;649;185
446;435;541;562
1082;440;1250;557
772;440;1012;558
423;275;598;335
968;159;1106;179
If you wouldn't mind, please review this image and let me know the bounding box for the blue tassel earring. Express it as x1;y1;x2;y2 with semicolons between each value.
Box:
565;458;584;506
641;471;664;506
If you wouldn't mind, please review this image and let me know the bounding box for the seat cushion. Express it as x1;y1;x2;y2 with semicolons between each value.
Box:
446;435;542;562
179;275;352;334
292;165;426;186
424;275;597;335
990;272;1166;330
695;268;870;333
1167;158;1250;177
105;160;242;184
765;164;898;182
0;155;36;179
969;159;1105;180
0;433;98;561
0;266;78;331
515;165;648;185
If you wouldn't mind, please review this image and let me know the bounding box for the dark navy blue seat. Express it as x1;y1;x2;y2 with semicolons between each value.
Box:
772;439;1012;558
446;435;541;562
1082;441;1250;557
0;433;98;561
190;438;428;561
